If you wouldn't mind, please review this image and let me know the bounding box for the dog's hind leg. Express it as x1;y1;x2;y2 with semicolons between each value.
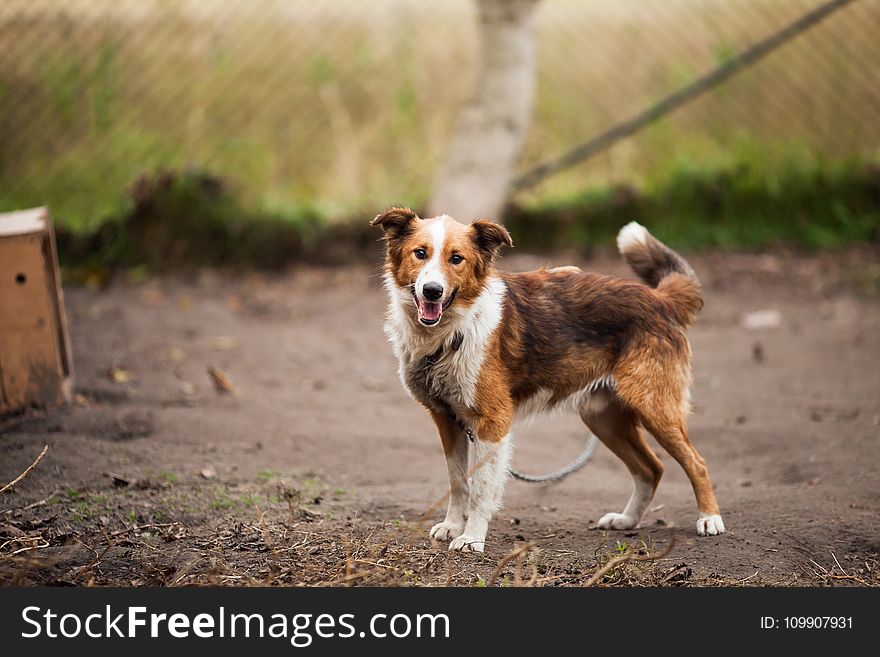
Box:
448;433;513;553
428;410;470;542
579;394;664;530
638;408;725;536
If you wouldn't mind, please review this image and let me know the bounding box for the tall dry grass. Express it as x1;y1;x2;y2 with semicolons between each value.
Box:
0;0;878;229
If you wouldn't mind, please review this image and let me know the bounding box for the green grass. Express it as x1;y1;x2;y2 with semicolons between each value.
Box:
257;470;282;483
509;154;880;252
7;131;877;258
208;488;236;511
158;471;179;484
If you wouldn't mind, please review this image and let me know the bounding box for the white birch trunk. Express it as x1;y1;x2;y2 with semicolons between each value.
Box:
427;0;540;220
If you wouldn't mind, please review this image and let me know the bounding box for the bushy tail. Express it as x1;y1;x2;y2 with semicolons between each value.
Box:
617;222;703;326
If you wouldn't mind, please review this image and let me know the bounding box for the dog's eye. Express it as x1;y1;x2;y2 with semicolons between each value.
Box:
414;248;428;260
449;254;464;265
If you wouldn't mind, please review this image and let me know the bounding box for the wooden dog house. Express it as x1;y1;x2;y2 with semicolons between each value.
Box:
0;207;73;414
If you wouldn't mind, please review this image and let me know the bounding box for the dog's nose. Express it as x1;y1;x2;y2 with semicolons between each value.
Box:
422;282;444;301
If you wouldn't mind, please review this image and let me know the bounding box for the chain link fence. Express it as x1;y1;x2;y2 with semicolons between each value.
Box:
1;0;878;230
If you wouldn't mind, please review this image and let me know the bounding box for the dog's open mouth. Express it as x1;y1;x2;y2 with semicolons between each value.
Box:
412;287;457;326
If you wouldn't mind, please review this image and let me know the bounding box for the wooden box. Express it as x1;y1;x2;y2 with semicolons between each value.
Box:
0;207;73;415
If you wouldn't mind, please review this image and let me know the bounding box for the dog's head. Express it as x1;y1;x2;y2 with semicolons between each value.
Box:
372;207;512;327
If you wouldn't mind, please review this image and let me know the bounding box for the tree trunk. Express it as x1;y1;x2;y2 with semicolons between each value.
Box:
427;0;540;221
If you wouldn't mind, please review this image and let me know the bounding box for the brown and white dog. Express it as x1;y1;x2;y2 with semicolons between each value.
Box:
372;206;724;552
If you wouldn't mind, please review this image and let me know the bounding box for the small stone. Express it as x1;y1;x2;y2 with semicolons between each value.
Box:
109;472;133;487
741;309;782;330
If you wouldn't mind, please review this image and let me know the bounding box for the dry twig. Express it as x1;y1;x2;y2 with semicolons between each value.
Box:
487;542;536;587
0;445;48;495
1;487;60;515
208;366;239;396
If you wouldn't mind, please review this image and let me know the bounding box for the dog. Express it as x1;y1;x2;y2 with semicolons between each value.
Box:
372;206;724;552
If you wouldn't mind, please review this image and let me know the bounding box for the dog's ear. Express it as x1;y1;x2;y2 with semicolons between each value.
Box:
371;207;418;239
470;219;513;258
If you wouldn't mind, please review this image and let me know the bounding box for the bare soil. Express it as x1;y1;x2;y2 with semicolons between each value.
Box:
2;247;879;586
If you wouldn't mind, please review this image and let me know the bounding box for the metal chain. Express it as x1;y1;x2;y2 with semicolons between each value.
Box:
508;433;599;484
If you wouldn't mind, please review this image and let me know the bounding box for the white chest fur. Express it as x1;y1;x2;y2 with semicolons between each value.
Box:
383;275;505;413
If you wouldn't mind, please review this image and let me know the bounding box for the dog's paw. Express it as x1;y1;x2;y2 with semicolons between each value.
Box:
696;514;726;536
596;512;639;530
430;520;464;542
448;534;485;553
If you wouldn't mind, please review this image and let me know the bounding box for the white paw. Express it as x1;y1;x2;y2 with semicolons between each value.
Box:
696;514;726;536
597;512;639;530
430;520;464;541
448;534;485;553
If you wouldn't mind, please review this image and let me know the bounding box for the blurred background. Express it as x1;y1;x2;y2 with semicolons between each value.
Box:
1;0;879;269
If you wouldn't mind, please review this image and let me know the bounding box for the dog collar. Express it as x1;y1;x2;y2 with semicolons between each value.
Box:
424;331;464;365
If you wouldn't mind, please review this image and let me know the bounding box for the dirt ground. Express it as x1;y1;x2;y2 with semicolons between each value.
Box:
2;246;879;587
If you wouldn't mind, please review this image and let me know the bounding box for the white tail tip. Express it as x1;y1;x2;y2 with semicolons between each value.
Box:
617;221;649;253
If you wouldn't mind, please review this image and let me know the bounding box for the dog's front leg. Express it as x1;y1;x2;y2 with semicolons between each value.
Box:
428;410;470;542
449;417;513;553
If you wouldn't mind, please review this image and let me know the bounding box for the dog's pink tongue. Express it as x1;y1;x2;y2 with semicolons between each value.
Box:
421;301;442;321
